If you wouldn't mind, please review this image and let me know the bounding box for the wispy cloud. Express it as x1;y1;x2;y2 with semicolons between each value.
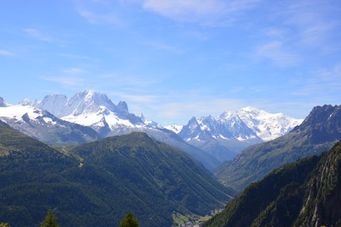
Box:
255;41;299;66
282;1;337;47
143;41;184;54
99;73;159;88
77;8;124;26
42;76;85;87
251;0;340;68
293;64;341;97
108;91;157;104
266;0;340;54
63;67;85;74
141;0;261;24
154;98;244;119
23;28;55;43
104;89;247;124
42;67;86;88
0;49;15;57
76;0;260;27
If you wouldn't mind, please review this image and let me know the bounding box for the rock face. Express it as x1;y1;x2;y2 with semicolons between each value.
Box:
216;105;341;192
295;142;341;227
292;105;341;144
205;142;341;227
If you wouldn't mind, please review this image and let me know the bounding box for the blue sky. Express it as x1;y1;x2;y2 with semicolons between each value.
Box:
0;0;341;124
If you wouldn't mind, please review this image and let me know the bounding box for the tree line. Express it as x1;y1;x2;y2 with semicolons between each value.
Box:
0;210;139;227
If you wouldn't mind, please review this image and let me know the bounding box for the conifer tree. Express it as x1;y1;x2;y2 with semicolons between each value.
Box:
40;209;60;227
119;212;139;227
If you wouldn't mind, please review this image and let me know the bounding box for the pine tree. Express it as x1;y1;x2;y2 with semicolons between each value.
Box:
119;212;139;227
40;209;60;227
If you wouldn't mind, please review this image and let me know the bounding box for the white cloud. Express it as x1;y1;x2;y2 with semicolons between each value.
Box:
293;64;341;97
276;0;338;49
63;67;85;74
143;0;223;17
77;8;124;26
111;0;262;26
155;98;244;119
106;89;247;124
42;76;85;87
256;41;299;67
0;49;15;57
23;28;55;43
254;0;340;68
141;0;260;24
75;0;262;26
109;91;157;104
143;41;184;54
42;67;87;87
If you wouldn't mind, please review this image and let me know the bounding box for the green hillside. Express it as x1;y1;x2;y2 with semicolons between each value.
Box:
0;121;232;227
205;141;341;227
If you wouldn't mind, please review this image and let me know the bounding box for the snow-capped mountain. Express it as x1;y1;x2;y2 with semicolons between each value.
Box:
34;90;219;170
36;90;145;136
178;107;303;161
0;100;99;144
0;91;301;169
237;107;302;141
180;114;259;143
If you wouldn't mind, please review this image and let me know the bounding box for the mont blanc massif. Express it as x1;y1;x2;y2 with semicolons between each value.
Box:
0;90;340;226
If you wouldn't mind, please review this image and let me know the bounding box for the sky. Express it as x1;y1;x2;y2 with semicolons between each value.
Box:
0;0;341;125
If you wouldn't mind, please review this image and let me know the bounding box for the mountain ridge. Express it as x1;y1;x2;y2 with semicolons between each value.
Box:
205;141;341;227
0;91;304;170
216;104;341;192
175;107;302;161
0;122;233;227
0;102;99;145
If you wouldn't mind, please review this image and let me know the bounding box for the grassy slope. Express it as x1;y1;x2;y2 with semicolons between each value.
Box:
0;121;232;227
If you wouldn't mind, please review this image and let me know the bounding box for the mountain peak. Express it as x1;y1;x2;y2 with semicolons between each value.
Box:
237;107;302;141
294;104;341;144
117;101;128;113
0;97;6;107
20;98;39;106
181;107;302;142
297;104;340;129
67;90;116;115
78;90;110;103
82;89;100;101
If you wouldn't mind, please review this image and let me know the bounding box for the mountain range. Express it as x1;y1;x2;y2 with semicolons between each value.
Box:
0;90;302;169
36;90;145;137
0;91;219;170
216;104;341;192
205;141;341;227
0;102;99;144
173;107;302;161
0;120;233;227
0;90;340;227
